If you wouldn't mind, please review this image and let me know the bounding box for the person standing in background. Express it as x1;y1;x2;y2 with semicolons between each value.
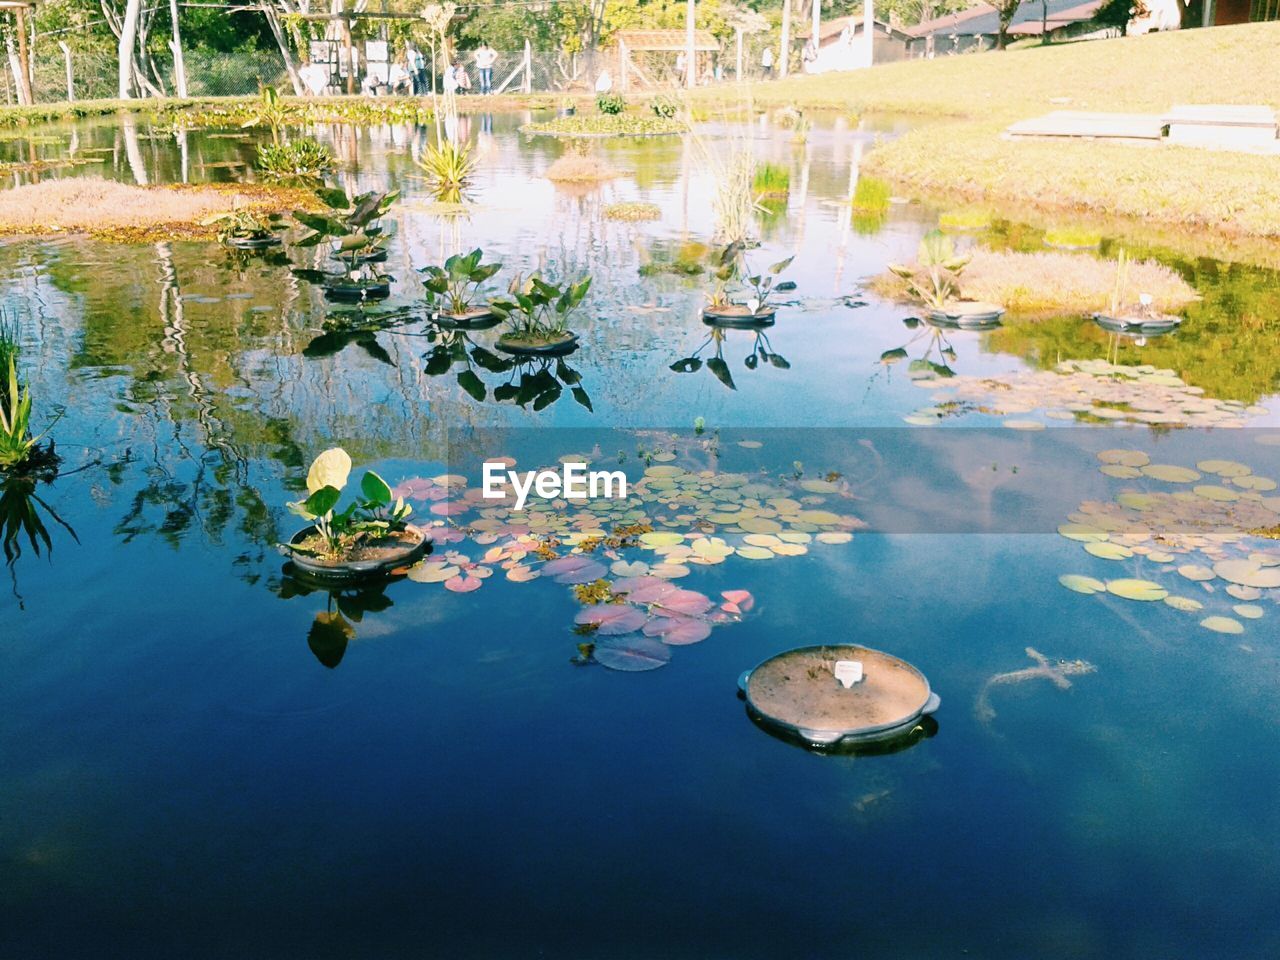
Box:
761;46;774;79
474;42;497;95
409;44;427;95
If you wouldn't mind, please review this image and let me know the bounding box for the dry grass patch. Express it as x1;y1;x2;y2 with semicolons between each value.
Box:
873;249;1198;315
0;176;314;242
603;201;661;222
545;152;620;183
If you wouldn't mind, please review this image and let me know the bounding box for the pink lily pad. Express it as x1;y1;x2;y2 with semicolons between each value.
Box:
721;589;755;614
655;589;713;616
642;617;712;645
444;575;483;593
430;501;472;517
574;605;648;635
593;636;672;672
542;554;608;584
622;579;680;604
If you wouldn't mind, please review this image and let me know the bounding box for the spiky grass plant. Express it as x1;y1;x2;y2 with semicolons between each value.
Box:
419;139;477;204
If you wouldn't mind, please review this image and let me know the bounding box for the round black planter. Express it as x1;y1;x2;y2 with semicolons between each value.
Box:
431;306;498;329
495;332;580;356
285;524;428;581
702;306;776;328
227;234;282;251
1092;312;1182;334
926;303;1006;328
332;248;388;266
324;279;392;303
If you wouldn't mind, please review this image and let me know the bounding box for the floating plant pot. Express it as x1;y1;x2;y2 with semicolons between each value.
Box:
432;306;498;329
284;524;428;582
332;248;388;266
1092;311;1182;335
495;331;580;356
926;301;1005;329
324;278;392;303
738;644;941;751
226;234;282;251
702;304;776;328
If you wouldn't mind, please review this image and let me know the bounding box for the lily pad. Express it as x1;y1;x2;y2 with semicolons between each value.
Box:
1059;574;1106;595
1106;579;1168;601
1200;616;1244;635
1086;542;1134;560
1142;464;1201;483
575;605;648;635
593;635;673;672
642;617;712;645
1163;596;1203;612
1212;559;1280;589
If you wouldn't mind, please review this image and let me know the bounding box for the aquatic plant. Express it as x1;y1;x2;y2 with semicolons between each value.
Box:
938;208;994;231
710;150;758;246
523;114;684;137
0;355;55;472
421;249;503;318
256;138;334;180
706;242;794;315
284;448;413;562
650;95;679;118
243;85;288;145
596;93;626;115
418;139;477;204
293;188;398;300
603;201;661;222
200;207;285;245
887;230;970;312
422;327;594;411
753;163;790;198
491;272;593;351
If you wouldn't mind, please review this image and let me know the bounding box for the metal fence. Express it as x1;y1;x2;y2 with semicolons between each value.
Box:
11;42;783;106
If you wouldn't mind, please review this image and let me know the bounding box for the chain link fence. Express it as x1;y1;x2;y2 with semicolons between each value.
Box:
12;43;773;106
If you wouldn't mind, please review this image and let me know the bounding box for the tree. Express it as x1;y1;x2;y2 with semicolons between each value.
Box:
993;0;1020;48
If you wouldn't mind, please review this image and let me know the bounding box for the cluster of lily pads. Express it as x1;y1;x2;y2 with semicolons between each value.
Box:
1058;446;1280;636
386;441;861;670
904;359;1267;430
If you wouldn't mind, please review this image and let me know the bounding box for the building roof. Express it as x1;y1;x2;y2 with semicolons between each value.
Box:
907;0;1101;39
614;30;718;52
797;14;913;42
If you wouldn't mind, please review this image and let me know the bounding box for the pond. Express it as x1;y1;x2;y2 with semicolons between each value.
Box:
1;111;1278;959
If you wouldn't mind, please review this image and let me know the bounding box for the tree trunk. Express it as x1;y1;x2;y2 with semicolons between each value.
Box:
168;0;187;98
14;7;33;105
780;0;791;78
263;7;304;95
118;0;142;98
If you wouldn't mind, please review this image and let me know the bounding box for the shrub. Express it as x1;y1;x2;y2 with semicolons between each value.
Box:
596;93;626;115
417;140;476;203
256;138;333;180
650;95;679;119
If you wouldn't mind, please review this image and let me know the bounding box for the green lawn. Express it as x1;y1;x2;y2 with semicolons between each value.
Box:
700;23;1280;242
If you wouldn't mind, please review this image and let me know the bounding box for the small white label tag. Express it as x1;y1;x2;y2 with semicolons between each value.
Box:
834;660;863;689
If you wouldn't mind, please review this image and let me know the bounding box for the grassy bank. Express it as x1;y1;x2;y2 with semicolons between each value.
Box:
0;92;564;129
700;23;1280;241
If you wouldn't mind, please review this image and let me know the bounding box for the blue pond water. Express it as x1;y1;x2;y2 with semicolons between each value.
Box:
0;113;1277;959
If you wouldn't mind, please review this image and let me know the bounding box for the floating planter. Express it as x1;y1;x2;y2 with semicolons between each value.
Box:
281;448;423;582
227;234;282;251
738;644;941;750
1092;311;1182;335
702;304;776;328
324;277;392;303
495;331;580;356
286;523;428;581
927;301;1006;328
421;250;502;327
432;308;499;329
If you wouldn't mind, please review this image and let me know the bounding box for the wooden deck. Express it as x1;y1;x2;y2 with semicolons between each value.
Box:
1006;111;1166;141
1007;104;1279;151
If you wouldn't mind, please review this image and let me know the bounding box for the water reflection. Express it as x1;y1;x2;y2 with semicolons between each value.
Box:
274;568;398;669
670;326;790;391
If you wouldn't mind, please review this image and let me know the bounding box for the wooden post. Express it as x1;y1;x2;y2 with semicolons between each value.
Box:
685;0;695;89
735;27;743;81
521;39;531;94
619;38;628;92
58;41;73;101
862;0;874;68
342;16;355;95
811;0;820;65
168;0;188;98
780;0;791;78
14;5;33;105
